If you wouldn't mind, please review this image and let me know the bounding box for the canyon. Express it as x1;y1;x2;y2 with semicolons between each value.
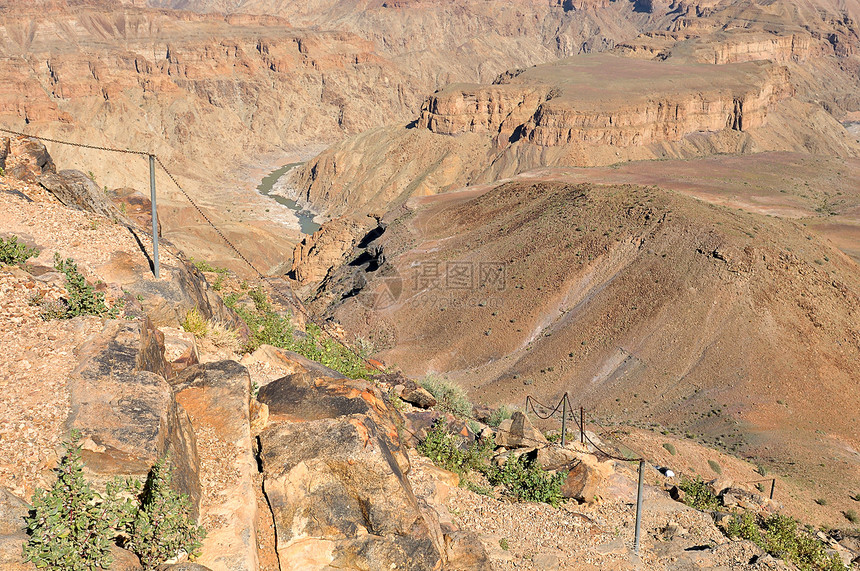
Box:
2;0;860;569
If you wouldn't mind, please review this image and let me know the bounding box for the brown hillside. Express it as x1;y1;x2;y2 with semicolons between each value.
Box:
308;179;860;526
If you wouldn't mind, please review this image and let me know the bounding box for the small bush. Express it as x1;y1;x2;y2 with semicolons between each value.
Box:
724;512;846;571
499;538;510;551
48;253;119;319
850;492;860;502
420;375;472;418
678;477;721;511
662;442;677;456
845;510;859;524
0;235;39;266
192;258;228;275
418;421;493;476
23;434;137;570
181;308;208;337
230;287;373;378
488;455;567;507
487;405;513;428
815;498;827;506
708;459;722;475
418;422;565;507
126;455;205;569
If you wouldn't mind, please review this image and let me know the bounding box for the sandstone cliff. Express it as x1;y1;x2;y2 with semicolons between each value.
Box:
288;53;858;218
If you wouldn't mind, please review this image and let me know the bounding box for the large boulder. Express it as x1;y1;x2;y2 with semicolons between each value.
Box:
240;344;346;389
561;454;614;504
110;187;162;236
495;412;547;449
0;487;28;536
171;361;259;571
40;169;126;222
97;249;245;332
257;373;490;569
5;137;54;181
259;415;443;571
66;319;200;514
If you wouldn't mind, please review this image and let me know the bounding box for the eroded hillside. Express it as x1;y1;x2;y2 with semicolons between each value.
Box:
303;178;860;526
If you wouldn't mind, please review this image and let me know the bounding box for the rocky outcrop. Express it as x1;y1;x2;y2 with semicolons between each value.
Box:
1;137;54;182
110;187;161;237
40;169;126;222
255;367;490;569
0;487;31;571
171;361;259;571
290;216;372;288
98;249;246;331
66;318;201;514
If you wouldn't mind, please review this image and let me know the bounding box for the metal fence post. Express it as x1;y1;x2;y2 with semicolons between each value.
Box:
561;394;568;448
770;479;775;500
580;406;585;445
149;154;160;279
634;459;644;555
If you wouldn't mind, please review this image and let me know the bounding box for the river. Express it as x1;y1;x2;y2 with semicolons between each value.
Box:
256;163;321;235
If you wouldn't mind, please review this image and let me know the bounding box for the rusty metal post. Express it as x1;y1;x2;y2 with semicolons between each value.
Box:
634;460;645;555
149;154;160;278
580;406;585;445
561;394;568;448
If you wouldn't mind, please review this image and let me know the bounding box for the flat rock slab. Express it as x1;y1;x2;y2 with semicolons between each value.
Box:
257;374;408;472
172;361;259;571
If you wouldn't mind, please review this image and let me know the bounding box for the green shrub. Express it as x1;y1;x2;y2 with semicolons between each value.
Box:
662;442;677;456
24;436;204;570
708;459;722;474
191;258;228;275
232;287;373;378
0;235;39;266
678;477;721;511
724;512;846;571
126;455;205;569
815;498;827;506
846;510;859;524
48;253;119;319
420;375;472;418
487;406;513;428
417;421;492;476
488;455;567;507
417;422;565;507
499;538;510;551
23;434;137;570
